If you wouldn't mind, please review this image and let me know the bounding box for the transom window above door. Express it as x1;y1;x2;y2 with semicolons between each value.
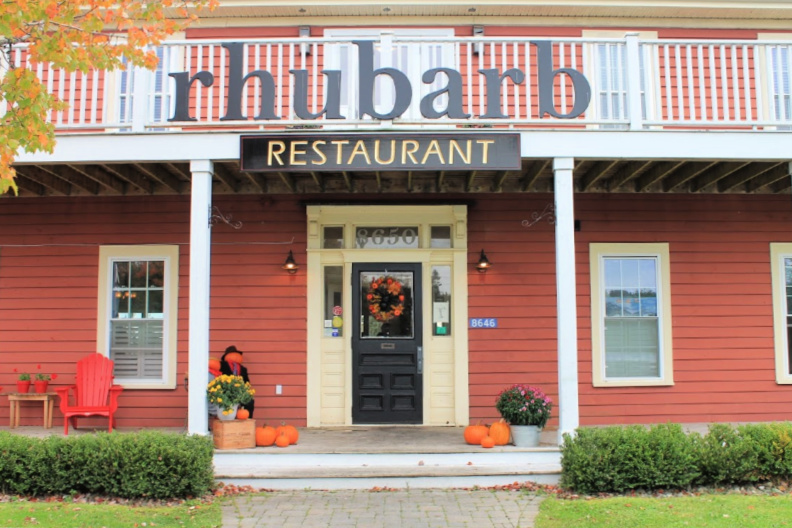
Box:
322;224;453;249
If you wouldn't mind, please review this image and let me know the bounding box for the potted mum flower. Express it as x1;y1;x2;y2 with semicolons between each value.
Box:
206;374;255;420
14;370;31;393
495;384;552;447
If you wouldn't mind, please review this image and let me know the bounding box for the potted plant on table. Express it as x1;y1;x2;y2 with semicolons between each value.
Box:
206;374;255;420
34;365;57;393
495;384;552;447
14;370;30;393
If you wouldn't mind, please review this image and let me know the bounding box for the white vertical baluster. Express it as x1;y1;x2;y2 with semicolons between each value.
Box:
663;45;672;121
731;45;740;121
697;45;706;121
525;42;532;120
195;45;203;121
674;45;683;120
720;44;728;121
277;43;283;119
686;45;695;121
742;45;752;123
709;45;718;121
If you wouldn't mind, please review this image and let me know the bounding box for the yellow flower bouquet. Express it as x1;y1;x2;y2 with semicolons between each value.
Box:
207;374;255;416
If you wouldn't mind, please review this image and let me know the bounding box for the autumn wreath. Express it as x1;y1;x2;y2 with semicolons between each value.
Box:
367;276;405;322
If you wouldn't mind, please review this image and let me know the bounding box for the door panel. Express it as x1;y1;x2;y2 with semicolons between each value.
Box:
352;263;423;424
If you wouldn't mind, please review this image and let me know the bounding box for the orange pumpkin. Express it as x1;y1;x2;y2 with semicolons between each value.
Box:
481;436;495;449
224;352;243;364
275;431;290;448
255;425;277;447
276;423;299;445
208;358;221;371
463;423;489;445
236;408;250;420
489;419;511;446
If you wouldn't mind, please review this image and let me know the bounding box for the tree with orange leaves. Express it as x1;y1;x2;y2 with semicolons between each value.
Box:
0;0;217;194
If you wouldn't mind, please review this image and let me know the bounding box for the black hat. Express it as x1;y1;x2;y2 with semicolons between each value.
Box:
222;345;243;360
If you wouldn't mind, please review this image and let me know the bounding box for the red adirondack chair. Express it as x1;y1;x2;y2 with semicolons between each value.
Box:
56;353;123;435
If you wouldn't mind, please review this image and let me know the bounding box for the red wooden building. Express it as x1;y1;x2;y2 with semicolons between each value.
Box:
2;1;792;442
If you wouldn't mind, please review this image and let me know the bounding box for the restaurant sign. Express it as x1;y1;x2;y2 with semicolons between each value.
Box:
240;133;521;172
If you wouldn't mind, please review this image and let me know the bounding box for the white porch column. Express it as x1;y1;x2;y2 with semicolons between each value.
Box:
554;157;580;444
187;160;213;435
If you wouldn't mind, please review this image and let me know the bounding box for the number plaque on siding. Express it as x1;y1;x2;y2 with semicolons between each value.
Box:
240;133;520;172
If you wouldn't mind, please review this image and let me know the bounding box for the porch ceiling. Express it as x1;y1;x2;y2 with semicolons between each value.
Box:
9;158;791;197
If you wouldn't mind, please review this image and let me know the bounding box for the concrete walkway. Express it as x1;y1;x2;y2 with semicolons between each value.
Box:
222;489;544;527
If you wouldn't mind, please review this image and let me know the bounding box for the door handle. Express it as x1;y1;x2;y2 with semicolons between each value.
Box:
417;346;423;374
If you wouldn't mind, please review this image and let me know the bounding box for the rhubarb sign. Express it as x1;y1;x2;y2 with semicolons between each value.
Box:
169;40;591;122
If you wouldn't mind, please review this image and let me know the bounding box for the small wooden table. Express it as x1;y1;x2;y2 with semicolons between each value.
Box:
8;392;57;429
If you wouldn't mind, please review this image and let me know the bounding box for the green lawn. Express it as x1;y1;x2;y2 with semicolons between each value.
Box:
536;494;792;528
0;499;221;528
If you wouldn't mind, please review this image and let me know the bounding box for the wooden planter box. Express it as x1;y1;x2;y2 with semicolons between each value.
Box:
212;419;256;449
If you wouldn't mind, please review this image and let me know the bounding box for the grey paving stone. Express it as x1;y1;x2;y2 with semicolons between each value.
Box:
222;489;543;528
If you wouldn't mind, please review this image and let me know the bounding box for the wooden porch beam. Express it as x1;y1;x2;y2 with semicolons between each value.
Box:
634;161;685;192
492;170;509;192
13;174;46;196
465;171;478;192
213;163;238;192
579;160;620;192
38;165;101;195
747;164;790;193
342;172;353;192
521;160;549;192
135;163;183;193
16;166;71;196
163;163;190;179
690;162;750;192
99;164;154;194
278;172;296;193
718;162;781;193
662;161;719;192
309;171;324;192
771;166;792;193
67;164;125;195
607;160;653;190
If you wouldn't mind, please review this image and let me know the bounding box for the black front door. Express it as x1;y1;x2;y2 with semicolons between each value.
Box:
352;263;423;424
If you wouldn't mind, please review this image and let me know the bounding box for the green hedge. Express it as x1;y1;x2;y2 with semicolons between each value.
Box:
561;422;792;494
0;431;215;498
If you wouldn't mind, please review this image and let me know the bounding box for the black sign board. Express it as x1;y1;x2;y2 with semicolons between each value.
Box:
240;133;521;172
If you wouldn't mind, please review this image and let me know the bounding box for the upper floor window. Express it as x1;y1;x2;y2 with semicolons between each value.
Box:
770;243;792;383
590;243;673;387
767;45;792;125
118;46;174;126
324;28;455;121
584;32;655;128
97;245;179;388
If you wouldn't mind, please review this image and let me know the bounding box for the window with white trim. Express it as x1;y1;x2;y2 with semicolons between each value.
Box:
767;45;792;126
97;246;179;388
583;31;655;129
590;243;673;386
118;46;177;126
770;243;792;383
324;28;455;121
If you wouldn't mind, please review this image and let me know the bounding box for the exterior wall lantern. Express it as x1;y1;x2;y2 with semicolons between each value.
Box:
475;249;492;273
282;250;299;274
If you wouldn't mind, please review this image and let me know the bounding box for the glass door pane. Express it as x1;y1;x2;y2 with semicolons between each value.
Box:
359;271;414;338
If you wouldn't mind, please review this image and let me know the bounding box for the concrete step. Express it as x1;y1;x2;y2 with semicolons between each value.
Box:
214;449;561;490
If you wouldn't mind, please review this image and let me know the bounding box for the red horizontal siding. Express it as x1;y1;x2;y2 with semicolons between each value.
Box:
3;191;792;429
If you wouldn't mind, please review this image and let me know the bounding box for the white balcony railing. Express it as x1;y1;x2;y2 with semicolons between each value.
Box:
4;35;792;133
